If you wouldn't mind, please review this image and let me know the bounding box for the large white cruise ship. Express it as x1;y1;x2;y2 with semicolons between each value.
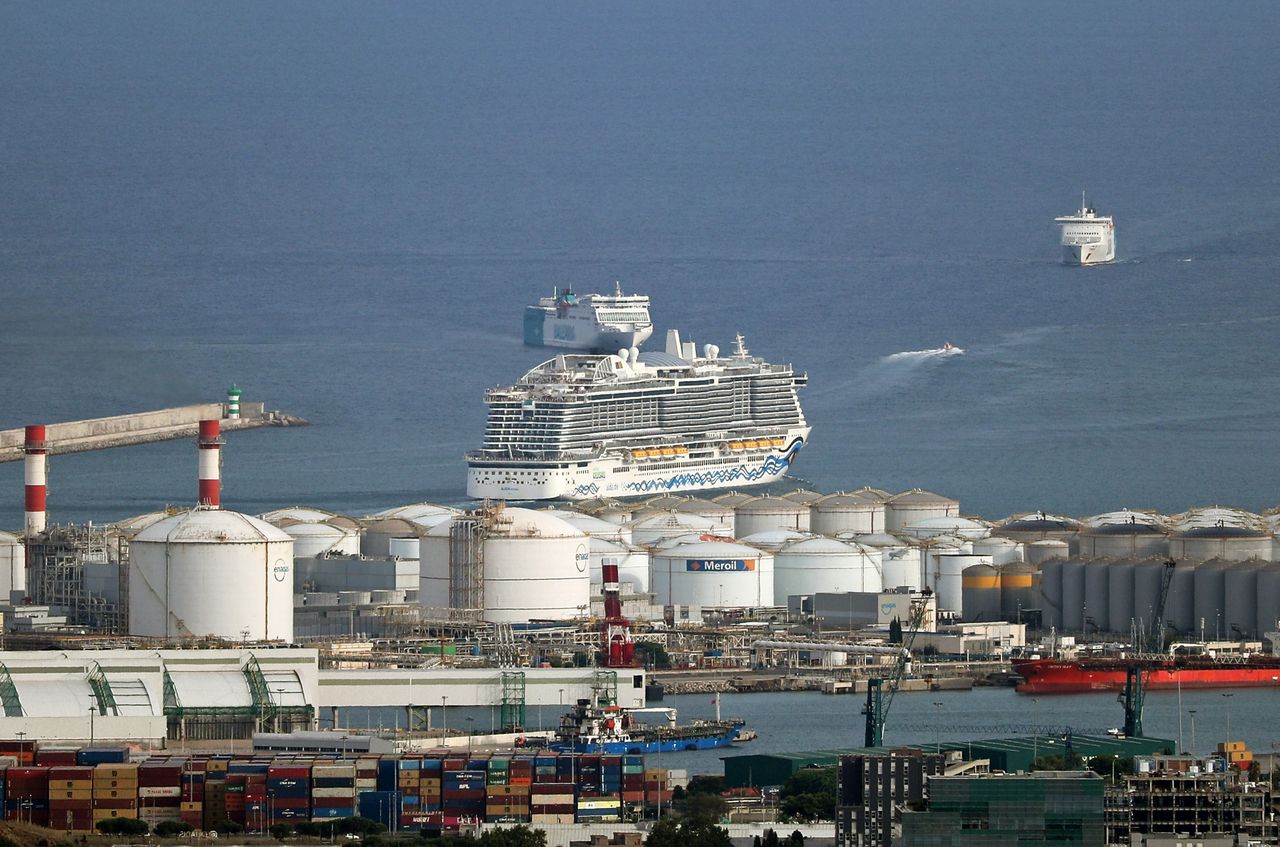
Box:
524;282;654;352
467;331;809;501
1055;192;1116;265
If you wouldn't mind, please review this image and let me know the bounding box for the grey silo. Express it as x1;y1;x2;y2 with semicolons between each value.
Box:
998;561;1038;625
1164;561;1197;635
1083;559;1112;634
1192;558;1232;641
1060;558;1088;631
962;563;1001;622
811;491;886;536
1037;557;1066;630
1107;559;1138;638
1223;559;1263;639
1077;511;1170;559
1255;563;1280;641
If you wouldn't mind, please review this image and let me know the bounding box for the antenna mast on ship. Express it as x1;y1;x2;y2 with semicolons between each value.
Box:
733;334;750;359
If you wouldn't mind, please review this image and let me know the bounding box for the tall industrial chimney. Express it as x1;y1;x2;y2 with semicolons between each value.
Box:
197;419;222;507
23;425;47;536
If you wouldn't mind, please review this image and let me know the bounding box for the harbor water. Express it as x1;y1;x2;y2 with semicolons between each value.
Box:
3;2;1280;526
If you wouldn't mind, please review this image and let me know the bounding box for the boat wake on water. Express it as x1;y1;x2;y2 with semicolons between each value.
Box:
881;343;964;362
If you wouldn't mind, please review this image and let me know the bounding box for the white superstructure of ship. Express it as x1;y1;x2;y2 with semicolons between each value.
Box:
467;331;809;501
1055;192;1116;265
524;282;654;352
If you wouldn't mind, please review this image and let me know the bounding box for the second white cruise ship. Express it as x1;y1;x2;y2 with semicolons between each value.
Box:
1055;192;1116;265
524;282;654;352
467;331;809;501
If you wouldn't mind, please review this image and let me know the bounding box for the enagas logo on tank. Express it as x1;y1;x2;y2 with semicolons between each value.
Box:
272;559;289;582
575;545;589;573
686;559;755;572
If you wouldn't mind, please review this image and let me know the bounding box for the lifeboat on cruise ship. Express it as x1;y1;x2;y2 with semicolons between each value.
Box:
729;442;745;450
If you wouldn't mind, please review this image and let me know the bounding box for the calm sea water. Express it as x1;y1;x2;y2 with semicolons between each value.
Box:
3;2;1280;528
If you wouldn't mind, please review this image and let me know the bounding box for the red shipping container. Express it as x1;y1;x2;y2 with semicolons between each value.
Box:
49;800;94;811
50;766;95;779
267;766;312;778
92;799;139;810
35;751;77;766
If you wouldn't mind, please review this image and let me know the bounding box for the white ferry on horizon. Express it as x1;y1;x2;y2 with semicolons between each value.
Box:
1055;192;1115;265
467;331;809;500
524;282;654;352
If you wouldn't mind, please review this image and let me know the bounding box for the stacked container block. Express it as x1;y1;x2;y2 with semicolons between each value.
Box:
92;764;139;827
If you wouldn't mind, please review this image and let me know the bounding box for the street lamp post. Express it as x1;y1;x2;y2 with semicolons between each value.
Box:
1188;709;1197;758
441;696;448;745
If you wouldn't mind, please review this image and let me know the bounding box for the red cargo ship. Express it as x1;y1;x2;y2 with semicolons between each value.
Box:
1013;655;1280;694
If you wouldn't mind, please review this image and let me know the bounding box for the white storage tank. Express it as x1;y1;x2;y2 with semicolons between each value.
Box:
628;511;716;547
898;516;990;541
643;494;693;511
885;489;960;533
0;530;24;598
1078;510;1169;559
650;540;773;608
369;502;459;524
1107;559;1138;638
848;533;915;591
419;508;589;623
672;498;736;536
774;537;881;600
734;496;811;537
1169;524;1273;563
781;489;825;506
576;498;635;525
711;491;758;509
738;529;810;552
928;553;985;615
589;538;650;592
1223;560;1262;639
361;518;426;558
544;509;633;544
1026;539;1071;565
129;507;294;641
992;513;1082;545
268;517;361;559
811;492;887;536
971;536;1024;565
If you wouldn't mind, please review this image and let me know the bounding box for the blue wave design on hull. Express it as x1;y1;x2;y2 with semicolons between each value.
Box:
569;438;805;498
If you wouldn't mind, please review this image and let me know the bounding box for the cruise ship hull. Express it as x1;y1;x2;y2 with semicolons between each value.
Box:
1062;242;1116;266
468;429;809;501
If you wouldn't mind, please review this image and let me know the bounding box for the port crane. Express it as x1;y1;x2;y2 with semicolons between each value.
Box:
864;591;931;747
1120;557;1177;737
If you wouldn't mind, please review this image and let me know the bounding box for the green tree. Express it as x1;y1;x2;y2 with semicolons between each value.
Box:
762;830;780;847
787;831;806;847
686;775;726;796
779;768;837;822
888;617;903;644
153;820;194;837
209;819;244;835
645;816;731;847
94;819;149;836
478;826;547;847
269;823;294;840
635;641;672;669
685;791;728;823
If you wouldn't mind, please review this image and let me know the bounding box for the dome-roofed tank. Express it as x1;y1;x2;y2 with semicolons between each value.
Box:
1223;560;1262;639
627;511;717;547
1171;506;1262;532
129;507;294;641
575;498;635;525
110;510;175;538
1038;558;1065;629
542;509;633;544
734;496;811;537
0;530;24;597
999;562;1038;625
840;532;913;590
811;492;887;536
1077;510;1170;559
781;489;825;505
653;532;732;550
710;491;758;508
589;537;650;591
650;540;773;608
898;516;990;541
962;563;1001;622
971;536;1024;565
269;517;361;559
367;502;458;523
420;507;589;623
928;552;984;614
992;512;1082;544
774;537;881;600
361;517;426;558
642;494;694;511
1025;539;1071;565
671;498;736;536
1169;522;1273;563
737;529;811;552
885;489;960;533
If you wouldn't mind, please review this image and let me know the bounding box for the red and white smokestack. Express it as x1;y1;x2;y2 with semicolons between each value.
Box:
197;419;223;507
602;558;622;621
23;425;48;536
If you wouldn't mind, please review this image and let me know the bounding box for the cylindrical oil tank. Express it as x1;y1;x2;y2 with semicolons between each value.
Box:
930;553;985;614
0;530;24;597
577;498;634;525
1169;525;1273;563
362;518;425;557
999;562;1038;625
1131;558;1172;643
774;537;881;600
734;496;811;537
368;502;458;524
972;536;1024;565
545;509;633;544
650;541;773;608
711;491;758;509
811;492;886;536
643;494;692;511
269;518;361;559
737;529;810;552
962;563;1001;622
129;508;294;641
782;489;825;506
1025;539;1071;565
673;499;736;536
992;513;1083;545
1192;559;1232;641
898;516;990;541
917;542;962;595
885;489;960;533
1060;558;1087;631
628;511;716;547
1223;560;1262;639
855;534;916;591
1038;558;1065;629
387;537;419;559
261;506;343;524
1164;561;1197;635
1078;511;1169;559
1255;563;1280;641
1083;560;1112;634
420;508;588;623
1107;559;1138;638
1172;506;1261;532
590;537;650;591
